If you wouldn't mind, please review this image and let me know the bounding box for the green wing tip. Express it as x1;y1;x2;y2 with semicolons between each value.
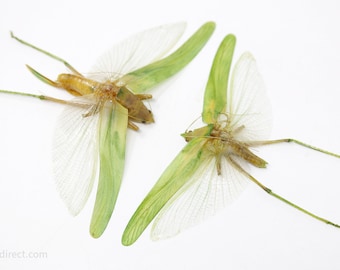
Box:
222;33;237;46
90;230;101;239
229;34;236;43
121;238;132;246
227;33;236;39
90;223;106;239
121;231;136;246
204;21;216;28
202;21;216;33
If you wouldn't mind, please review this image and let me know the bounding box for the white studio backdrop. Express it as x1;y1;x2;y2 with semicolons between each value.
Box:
1;0;340;269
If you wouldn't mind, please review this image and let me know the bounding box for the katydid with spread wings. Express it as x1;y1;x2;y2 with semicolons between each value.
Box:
0;22;215;237
122;34;340;246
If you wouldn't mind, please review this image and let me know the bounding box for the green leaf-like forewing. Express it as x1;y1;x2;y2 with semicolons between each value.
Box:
202;34;236;124
90;102;128;238
122;22;216;93
122;137;210;246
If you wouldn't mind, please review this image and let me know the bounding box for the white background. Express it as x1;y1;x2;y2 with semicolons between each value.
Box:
1;0;340;269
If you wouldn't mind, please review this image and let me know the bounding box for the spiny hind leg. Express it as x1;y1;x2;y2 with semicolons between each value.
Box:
11;31;83;76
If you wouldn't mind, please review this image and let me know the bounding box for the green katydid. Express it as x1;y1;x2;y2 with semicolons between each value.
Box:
0;22;215;238
122;34;340;246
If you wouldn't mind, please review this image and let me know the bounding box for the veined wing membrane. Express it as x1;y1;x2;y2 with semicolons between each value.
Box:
122;137;208;246
227;53;272;141
122;22;216;93
89;22;186;82
53;96;100;216
151;155;249;240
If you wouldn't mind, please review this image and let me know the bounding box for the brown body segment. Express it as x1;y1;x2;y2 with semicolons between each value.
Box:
184;122;267;175
29;68;154;130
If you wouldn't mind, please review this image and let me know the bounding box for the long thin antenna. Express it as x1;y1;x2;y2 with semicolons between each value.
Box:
10;31;82;76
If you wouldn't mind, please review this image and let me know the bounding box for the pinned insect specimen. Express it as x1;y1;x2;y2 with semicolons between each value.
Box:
0;22;215;238
122;34;340;246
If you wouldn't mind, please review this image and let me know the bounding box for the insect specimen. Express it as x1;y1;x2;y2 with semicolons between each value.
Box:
0;22;215;238
122;34;340;246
